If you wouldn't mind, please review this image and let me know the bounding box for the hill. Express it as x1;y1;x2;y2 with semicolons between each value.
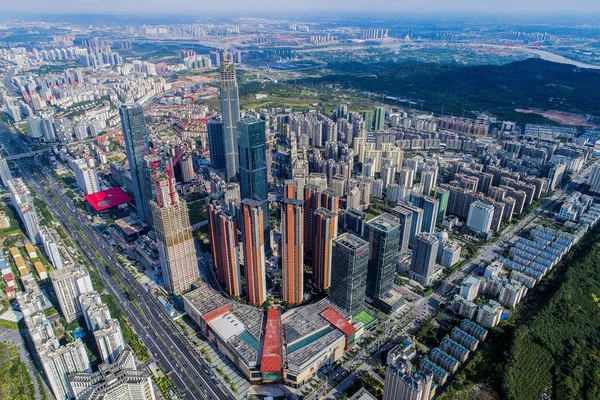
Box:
299;58;600;122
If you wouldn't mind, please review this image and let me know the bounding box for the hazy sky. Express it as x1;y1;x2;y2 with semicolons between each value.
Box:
1;0;599;14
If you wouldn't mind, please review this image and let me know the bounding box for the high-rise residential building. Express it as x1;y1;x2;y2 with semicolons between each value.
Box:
50;266;93;323
207;196;241;298
466;200;494;234
383;362;432;400
79;291;125;364
40;339;91;400
304;184;322;256
410;194;439;234
119;104;154;226
281;197;304;305
241;199;267;306
220;53;241;181
373;107;386;131
238;117;269;247
71;158;100;195
313;207;337;292
421;168;438;196
69;347;157;400
366;214;400;302
410;232;439;286
589;165;600;194
0;155;12;186
330;233;370;316
7;178;41;244
150;170;197;294
207;118;226;170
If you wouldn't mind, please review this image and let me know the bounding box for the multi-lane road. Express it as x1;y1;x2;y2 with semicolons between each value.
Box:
0;121;235;400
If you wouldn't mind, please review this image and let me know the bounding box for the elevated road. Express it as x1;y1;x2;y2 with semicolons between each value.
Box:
0;121;235;400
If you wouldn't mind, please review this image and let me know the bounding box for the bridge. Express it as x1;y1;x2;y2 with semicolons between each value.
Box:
4;148;52;161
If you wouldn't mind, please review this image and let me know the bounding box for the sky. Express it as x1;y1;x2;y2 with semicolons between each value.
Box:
0;0;599;14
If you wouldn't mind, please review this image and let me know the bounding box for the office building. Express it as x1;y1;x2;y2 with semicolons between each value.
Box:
389;206;413;255
50;266;93;323
238;117;269;247
410;194;439;234
440;242;461;268
313;207;337;291
373;107;386;131
119;104;154;226
384;362;432;400
410;232;439;286
71;158;100;195
433;187;449;223
343;208;367;237
241;199;267;306
466;200;494;235
151;170;197;294
219;53;241;181
281;197;304;305
69;347;156;400
366;214;400;302
399;202;423;245
207;118;226;170
207;197;241;298
330;233;369;316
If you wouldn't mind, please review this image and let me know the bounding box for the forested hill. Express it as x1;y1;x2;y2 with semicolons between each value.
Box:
300;58;600;120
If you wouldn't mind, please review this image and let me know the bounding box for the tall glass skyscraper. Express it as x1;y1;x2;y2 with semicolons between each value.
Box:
219;54;241;181
330;233;370;316
119;104;154;227
366;213;400;302
207;119;226;170
238;117;269;248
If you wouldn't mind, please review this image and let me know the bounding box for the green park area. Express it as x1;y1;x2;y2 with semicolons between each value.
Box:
0;342;36;400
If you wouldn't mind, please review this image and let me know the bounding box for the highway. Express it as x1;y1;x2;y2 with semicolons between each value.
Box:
0;121;235;400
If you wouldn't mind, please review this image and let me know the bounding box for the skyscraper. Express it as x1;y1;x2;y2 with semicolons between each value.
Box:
119;104;154;226
238;117;269;248
389;206;413;256
241;199;267;306
373;106;386;131
410;232;439;286
330;233;369;316
207;118;226;170
366;214;400;302
207;196;241;298
313;207;337;292
281;196;304;305
150;169;197;294
303;184;321;257
238;117;268;202
410;193;439;234
220;53;241;181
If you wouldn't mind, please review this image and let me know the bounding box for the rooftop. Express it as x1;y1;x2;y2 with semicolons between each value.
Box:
366;213;400;232
334;233;368;251
260;308;282;373
85;187;132;212
321;307;357;337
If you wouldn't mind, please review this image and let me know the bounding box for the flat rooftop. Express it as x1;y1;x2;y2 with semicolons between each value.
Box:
366;213;400;232
334;233;368;251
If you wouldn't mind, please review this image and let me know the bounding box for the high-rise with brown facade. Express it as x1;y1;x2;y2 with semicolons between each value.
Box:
241;199;267;306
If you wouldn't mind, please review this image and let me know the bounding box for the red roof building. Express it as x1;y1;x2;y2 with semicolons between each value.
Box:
84;187;132;212
200;304;233;335
260;308;283;375
320;307;357;350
